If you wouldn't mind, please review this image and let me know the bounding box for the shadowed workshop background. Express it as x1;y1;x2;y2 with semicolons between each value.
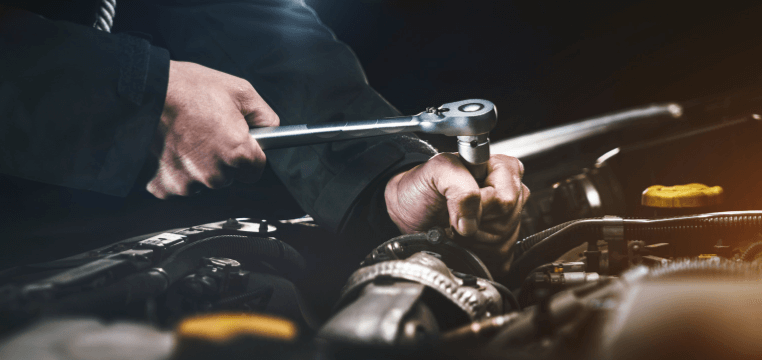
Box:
306;0;762;150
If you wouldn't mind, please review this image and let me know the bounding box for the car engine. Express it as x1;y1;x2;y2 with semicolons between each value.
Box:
2;87;762;360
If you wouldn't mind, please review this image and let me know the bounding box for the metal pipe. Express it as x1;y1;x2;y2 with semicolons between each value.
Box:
491;103;683;159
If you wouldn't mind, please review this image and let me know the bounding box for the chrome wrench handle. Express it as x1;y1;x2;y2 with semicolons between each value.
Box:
249;99;497;181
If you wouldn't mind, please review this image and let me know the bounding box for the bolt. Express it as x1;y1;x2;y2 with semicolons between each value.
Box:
259;219;268;234
426;227;445;244
222;218;242;229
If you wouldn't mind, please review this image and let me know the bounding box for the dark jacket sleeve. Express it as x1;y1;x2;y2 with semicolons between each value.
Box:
119;0;436;235
0;7;169;196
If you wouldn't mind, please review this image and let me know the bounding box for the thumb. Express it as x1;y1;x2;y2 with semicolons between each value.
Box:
428;153;482;236
236;82;280;128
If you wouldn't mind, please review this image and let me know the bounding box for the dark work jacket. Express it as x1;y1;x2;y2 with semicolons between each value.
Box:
0;0;436;268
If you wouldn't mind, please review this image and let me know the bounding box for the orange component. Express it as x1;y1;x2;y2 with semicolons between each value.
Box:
641;183;723;208
176;313;297;343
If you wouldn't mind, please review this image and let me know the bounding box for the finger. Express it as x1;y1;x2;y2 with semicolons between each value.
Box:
426;153;482;236
146;176;168;199
479;214;518;237
229;136;268;183
481;155;525;215
147;171;187;199
480;183;530;221
475;183;528;242
147;159;199;198
236;81;280;128
177;156;231;189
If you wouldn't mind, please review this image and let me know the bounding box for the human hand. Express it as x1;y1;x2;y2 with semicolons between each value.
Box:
147;61;279;198
384;153;529;266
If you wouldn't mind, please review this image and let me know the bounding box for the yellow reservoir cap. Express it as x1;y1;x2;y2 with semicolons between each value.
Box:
641;183;723;208
176;313;297;343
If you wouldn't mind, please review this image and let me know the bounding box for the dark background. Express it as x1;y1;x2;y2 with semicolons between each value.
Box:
306;0;762;148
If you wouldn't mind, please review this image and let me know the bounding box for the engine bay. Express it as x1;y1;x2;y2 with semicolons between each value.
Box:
3;87;762;359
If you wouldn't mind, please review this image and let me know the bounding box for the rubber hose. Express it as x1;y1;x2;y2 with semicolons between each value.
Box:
506;220;600;288
485;279;521;312
623;212;762;241
512;219;590;259
507;211;762;288
366;231;493;281
51;235;304;313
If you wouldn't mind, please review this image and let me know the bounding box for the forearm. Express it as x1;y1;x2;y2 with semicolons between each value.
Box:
0;8;169;196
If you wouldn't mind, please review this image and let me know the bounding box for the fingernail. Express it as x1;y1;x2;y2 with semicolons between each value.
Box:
458;217;478;236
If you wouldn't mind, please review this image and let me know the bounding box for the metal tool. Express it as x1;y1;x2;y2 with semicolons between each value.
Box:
250;99;497;181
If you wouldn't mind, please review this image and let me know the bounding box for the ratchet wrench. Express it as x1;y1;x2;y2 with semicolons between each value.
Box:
249;99;497;181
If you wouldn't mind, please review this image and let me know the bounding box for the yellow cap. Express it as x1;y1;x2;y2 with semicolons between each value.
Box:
641;183;723;208
176;313;297;343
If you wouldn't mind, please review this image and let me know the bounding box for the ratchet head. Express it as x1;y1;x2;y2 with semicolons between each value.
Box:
417;99;497;182
417;99;497;136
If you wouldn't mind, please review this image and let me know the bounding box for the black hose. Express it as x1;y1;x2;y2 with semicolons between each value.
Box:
50;235;304;313
486;279;520;312
623;212;762;240
506;219;601;288
514;263;559;308
364;231;493;281
506;211;762;288
512;219;591;259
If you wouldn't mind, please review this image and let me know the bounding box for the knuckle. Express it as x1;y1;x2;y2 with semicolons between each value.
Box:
428;153;463;173
492;154;512;162
522;184;531;200
267;111;280;127
146;181;165;199
456;188;482;206
231;79;259;106
431;152;458;165
224;142;254;165
492;154;522;169
173;182;192;196
231;128;251;148
514;157;525;176
236;78;257;97
497;193;518;213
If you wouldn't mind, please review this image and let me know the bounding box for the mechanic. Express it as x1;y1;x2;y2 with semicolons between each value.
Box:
0;0;528;273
